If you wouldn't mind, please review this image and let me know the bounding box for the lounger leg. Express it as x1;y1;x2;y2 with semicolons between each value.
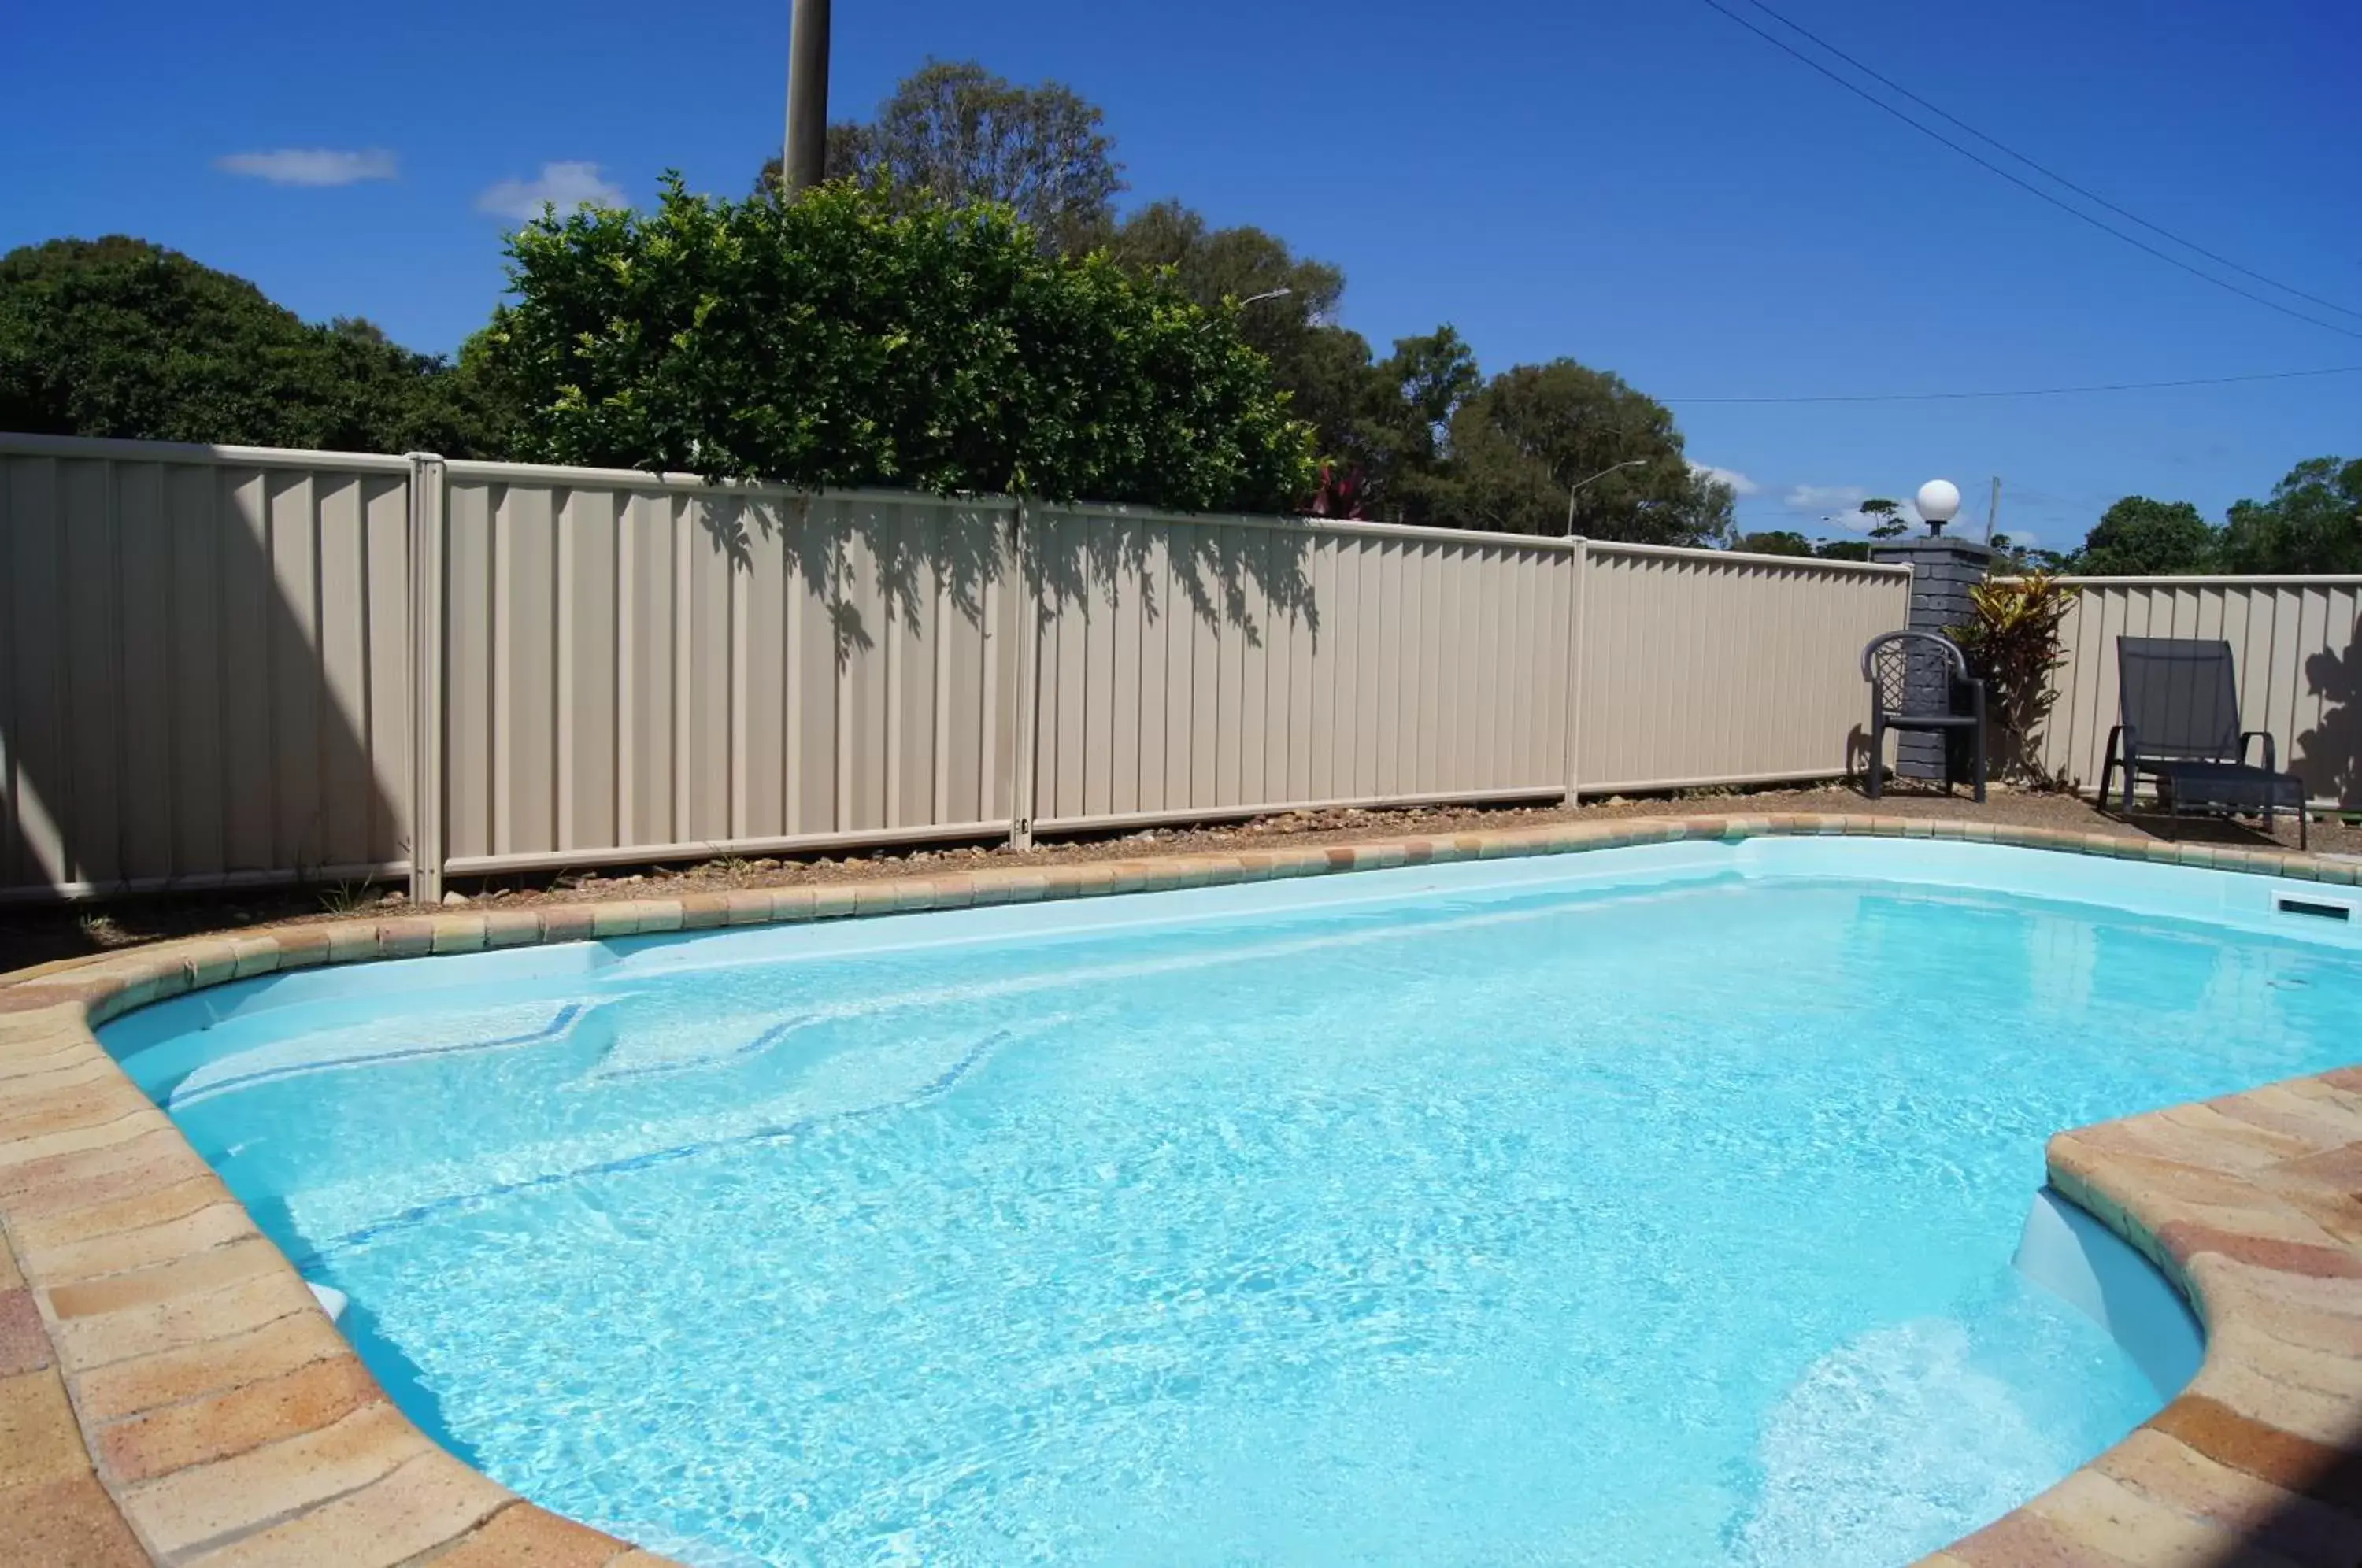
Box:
1973;721;1987;804
1867;719;1883;800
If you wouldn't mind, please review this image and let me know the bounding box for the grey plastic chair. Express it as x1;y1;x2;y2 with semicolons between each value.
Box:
1862;630;1986;802
2100;637;2305;846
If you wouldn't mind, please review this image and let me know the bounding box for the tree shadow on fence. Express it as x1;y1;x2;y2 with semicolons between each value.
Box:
2296;613;2362;810
701;491;1009;667
2;459;408;932
1024;505;1321;653
6;468;1327;937
699;489;1323;664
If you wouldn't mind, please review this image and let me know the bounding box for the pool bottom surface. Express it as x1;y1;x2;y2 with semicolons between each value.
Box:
112;850;2362;1566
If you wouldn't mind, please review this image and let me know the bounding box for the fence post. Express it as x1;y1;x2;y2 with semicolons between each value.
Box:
406;453;447;904
1563;537;1589;804
1005;499;1039;850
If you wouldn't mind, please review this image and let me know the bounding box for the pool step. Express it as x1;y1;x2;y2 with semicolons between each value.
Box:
2012;1187;2201;1400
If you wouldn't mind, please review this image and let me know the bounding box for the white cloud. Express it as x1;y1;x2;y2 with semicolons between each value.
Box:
214;148;398;187
1781;483;1912;534
476;161;627;221
1783;483;1868;514
1689;463;1762;497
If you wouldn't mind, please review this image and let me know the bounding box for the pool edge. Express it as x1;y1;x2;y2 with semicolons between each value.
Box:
0;811;2353;1566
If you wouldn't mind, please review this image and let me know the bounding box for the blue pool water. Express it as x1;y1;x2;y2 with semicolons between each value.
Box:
102;840;2362;1566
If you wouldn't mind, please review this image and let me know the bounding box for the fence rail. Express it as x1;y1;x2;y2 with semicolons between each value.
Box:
1;433;1913;902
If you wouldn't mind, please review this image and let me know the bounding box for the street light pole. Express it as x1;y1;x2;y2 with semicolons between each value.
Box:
1564;459;1647;537
1195;287;1294;333
783;0;831;194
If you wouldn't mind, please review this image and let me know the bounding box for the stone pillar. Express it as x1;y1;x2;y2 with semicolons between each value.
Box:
1870;534;1994;781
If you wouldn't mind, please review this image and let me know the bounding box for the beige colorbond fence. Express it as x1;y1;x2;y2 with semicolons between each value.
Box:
434;466;1022;876
1;438;418;899
1024;506;1579;832
0;433;1912;903
1576;543;1910;794
2034;576;2362;807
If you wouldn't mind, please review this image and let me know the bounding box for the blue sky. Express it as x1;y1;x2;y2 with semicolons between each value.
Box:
5;0;2357;548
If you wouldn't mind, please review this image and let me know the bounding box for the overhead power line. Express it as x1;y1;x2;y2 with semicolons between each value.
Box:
1695;0;2362;342
1664;363;2362;405
1735;0;2362;327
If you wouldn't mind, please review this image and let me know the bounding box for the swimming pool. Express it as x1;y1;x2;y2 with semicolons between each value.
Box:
98;837;2362;1566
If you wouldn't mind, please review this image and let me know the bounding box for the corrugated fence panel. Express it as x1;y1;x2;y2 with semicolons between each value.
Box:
41;434;2362;897
1026;508;1573;829
1576;545;1912;794
439;469;1016;872
0;437;413;898
2032;578;2362;806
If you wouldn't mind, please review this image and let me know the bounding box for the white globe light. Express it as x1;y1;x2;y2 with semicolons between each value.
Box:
1915;479;1962;525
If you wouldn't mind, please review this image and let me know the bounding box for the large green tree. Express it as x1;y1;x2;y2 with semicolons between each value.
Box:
0;236;495;454
2073;495;2216;576
1098;202;1340;400
1098;200;1342;321
1094;205;1489;525
1325;328;1482;522
1094;201;1368;479
475;176;1312;511
750;61;1523;526
2219;457;2362;575
758;61;1123;257
1435;359;1734;544
749;61;1744;539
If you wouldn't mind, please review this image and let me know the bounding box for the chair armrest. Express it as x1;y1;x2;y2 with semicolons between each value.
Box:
2241;731;2279;772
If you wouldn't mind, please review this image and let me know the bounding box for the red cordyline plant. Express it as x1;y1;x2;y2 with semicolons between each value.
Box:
1950;572;2080;785
1310;461;1368;519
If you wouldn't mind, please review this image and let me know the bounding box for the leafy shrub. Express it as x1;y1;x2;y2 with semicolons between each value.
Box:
1951;573;2080;782
472;176;1315;512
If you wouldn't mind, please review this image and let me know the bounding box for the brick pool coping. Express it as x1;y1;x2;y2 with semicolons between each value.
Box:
4;812;2361;1566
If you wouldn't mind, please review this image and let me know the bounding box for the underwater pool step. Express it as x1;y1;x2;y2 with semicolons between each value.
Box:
2012;1187;2201;1400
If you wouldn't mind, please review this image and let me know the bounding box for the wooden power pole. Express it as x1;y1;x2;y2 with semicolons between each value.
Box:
783;0;831;194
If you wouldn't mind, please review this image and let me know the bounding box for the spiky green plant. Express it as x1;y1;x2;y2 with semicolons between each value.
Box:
1951;572;2079;784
